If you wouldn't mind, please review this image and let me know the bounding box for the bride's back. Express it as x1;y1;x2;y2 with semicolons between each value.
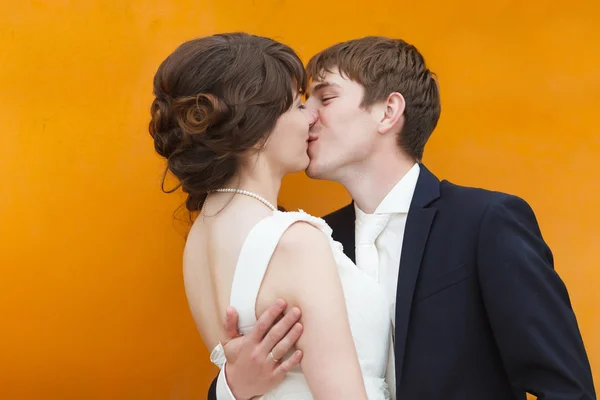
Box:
182;196;274;350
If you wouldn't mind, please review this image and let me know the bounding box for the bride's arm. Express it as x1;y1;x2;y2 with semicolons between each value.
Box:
258;222;368;400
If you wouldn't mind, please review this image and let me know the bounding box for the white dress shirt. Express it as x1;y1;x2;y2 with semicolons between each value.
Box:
354;162;420;326
216;163;420;400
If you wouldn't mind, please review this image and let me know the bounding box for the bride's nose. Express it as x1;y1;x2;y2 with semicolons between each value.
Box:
303;104;319;128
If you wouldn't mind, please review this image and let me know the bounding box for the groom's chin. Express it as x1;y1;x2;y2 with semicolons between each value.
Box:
304;163;317;179
305;162;325;180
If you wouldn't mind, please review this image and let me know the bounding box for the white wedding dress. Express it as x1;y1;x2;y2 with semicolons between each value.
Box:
210;210;392;399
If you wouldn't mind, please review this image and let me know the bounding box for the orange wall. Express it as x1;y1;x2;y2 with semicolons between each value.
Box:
1;1;598;398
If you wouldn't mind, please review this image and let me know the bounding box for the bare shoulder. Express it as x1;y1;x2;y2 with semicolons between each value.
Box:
276;221;332;259
266;220;338;287
257;219;342;320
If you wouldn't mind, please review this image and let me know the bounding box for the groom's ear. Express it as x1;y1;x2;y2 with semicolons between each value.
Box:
377;92;406;135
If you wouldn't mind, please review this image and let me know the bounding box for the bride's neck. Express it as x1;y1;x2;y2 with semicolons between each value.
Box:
225;167;282;209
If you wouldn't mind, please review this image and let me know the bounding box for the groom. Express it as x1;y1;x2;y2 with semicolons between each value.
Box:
208;36;595;399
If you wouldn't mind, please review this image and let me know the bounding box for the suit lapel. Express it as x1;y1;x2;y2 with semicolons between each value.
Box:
394;164;440;383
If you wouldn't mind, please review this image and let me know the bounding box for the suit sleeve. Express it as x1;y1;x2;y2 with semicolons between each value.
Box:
477;194;595;399
208;374;217;400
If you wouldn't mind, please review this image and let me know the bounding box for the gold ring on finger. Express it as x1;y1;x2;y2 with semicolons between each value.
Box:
269;351;280;363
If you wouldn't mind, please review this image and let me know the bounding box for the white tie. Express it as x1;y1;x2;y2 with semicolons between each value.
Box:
355;213;391;280
356;213;397;399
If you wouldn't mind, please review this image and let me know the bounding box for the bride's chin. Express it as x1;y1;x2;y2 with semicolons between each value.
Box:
285;156;310;174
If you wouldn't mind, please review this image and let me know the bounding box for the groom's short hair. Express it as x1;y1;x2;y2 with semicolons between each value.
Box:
306;36;441;161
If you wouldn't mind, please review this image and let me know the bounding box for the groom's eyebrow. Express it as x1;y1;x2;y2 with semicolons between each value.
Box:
306;81;341;98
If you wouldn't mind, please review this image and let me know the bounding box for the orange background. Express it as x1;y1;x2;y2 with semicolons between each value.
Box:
1;0;598;398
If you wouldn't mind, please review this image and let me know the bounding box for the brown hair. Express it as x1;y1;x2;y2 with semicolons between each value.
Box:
149;33;306;211
306;36;440;161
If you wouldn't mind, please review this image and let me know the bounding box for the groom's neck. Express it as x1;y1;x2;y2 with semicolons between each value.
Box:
341;154;416;214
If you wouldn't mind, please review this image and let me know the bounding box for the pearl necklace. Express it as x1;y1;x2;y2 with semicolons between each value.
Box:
212;188;277;211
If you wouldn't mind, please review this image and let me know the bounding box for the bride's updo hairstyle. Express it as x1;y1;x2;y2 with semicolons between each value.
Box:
149;33;307;211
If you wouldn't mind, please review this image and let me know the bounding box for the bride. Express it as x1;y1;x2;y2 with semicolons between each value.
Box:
149;32;391;399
